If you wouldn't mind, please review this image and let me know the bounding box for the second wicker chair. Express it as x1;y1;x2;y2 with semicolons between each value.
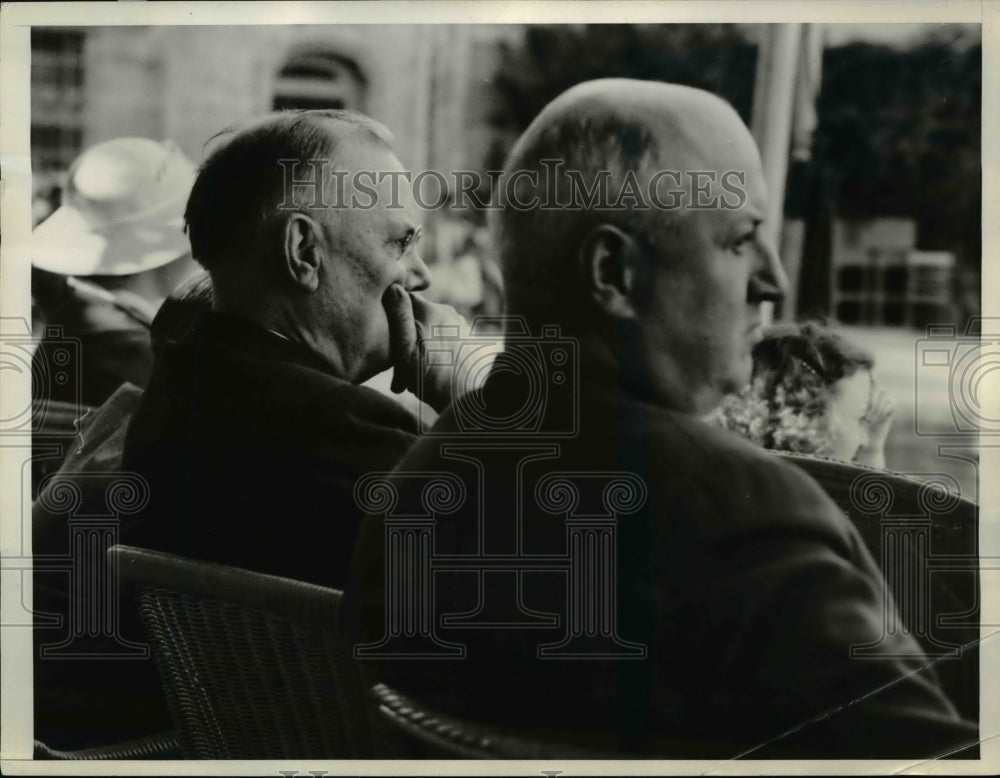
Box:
111;544;379;759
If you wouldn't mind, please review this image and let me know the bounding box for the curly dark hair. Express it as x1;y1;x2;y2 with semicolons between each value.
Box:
712;321;874;454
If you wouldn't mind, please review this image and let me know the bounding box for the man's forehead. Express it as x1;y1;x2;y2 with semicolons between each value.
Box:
333;141;417;207
327;134;400;172
654;124;762;177
385;207;420;231
738;165;768;216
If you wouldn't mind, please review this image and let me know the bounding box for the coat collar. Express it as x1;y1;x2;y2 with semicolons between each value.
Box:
181;311;347;380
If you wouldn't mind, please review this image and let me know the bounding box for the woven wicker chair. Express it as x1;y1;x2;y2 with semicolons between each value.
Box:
372;683;617;758
773;451;979;721
771;451;977;544
111;544;377;759
33;731;181;760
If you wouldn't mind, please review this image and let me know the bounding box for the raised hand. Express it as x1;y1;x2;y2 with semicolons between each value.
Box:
382;284;471;413
856;381;895;469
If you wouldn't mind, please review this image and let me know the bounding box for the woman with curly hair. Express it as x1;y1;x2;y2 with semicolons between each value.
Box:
710;322;895;468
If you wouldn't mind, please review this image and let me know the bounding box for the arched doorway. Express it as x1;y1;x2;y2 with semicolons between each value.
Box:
272;50;367;112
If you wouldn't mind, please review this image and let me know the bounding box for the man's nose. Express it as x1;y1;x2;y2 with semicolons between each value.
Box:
402;250;432;292
747;237;789;304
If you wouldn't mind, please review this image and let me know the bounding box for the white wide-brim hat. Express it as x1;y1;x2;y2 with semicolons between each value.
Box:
32;137;197;277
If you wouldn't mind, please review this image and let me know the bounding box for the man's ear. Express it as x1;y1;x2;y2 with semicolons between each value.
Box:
578;223;641;319
282;213;325;292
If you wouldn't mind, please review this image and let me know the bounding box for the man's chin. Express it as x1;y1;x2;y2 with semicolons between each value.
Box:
356;341;394;384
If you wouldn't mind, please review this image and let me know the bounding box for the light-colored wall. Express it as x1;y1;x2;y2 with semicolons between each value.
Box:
77;25;507;172
84;27;164;147
57;24;524;266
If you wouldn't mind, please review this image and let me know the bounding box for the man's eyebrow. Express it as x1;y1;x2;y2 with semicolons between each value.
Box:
391;223;423;244
390;220;419;236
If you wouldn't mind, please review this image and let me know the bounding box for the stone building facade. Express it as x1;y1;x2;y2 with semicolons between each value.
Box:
32;24;520;222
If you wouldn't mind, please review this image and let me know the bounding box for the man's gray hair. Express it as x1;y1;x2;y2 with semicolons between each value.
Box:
185;109;394;270
493;106;662;333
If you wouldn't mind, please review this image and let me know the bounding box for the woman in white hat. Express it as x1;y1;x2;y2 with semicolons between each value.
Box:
31;137;200;407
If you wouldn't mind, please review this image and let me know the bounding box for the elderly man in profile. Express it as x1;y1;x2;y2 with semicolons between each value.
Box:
121;110;465;588
347;80;976;758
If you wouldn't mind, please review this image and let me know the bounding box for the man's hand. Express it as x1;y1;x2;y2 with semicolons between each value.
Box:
383;284;471;414
856;382;894;469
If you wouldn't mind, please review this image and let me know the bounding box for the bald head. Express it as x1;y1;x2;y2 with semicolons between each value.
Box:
495;78;765;332
536;78;757;170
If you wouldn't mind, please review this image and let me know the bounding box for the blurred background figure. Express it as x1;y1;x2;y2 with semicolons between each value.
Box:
31;137;200;408
710;321;895;468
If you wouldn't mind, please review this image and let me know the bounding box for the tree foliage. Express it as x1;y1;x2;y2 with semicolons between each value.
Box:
490;24;757;131
814;36;980;272
489;25;981;293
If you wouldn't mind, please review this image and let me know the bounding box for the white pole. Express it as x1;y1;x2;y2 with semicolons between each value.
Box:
780;24;825;321
750;24;802;324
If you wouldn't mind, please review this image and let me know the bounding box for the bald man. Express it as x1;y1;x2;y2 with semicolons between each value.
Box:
347;81;977;758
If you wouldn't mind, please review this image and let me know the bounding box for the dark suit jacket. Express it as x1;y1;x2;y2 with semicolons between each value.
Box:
346;362;977;759
32;313;419;749
121;312;421;584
